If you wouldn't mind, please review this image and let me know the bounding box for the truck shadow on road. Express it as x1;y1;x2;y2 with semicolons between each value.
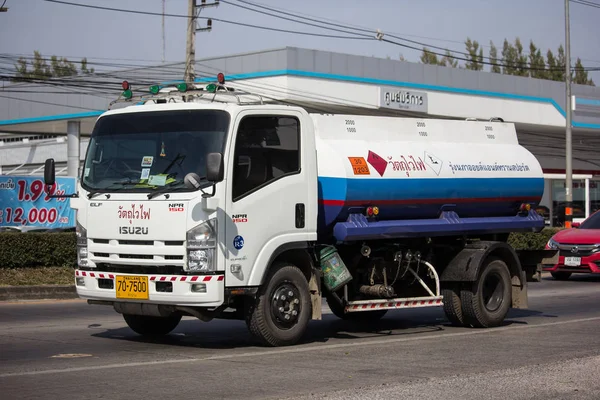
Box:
89;307;553;349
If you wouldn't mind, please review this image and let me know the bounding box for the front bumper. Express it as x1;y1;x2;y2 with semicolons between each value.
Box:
542;254;600;274
74;270;225;307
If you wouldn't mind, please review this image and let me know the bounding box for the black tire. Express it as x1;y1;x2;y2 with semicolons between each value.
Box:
245;263;312;347
442;287;464;327
123;313;182;336
325;294;388;321
551;271;572;281
460;258;511;328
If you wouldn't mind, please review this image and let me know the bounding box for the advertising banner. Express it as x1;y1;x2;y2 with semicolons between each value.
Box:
0;176;76;228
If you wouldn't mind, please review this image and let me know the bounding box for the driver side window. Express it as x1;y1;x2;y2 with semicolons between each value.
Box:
232;115;300;201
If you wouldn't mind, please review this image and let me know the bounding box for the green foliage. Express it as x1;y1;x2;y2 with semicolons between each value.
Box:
508;228;562;251
489;41;501;74
573;58;595;85
464;38;484;71
420;47;440;65
418;36;595;86
12;51;95;82
0;232;76;269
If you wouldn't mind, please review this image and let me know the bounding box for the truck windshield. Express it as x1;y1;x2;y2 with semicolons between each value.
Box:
82;110;230;193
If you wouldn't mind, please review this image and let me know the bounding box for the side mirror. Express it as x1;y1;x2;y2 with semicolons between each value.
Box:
44;158;56;186
206;152;224;183
572;222;581;228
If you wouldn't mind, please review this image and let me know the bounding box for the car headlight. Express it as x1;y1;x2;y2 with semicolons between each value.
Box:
76;221;90;267
546;238;559;250
186;219;217;272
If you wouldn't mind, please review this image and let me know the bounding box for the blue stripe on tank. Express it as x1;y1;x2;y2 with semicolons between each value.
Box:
318;176;544;202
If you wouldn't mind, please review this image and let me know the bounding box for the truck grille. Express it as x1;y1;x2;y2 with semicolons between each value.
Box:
88;237;185;268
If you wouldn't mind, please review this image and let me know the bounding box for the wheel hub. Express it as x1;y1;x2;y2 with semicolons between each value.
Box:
271;283;301;329
482;272;504;312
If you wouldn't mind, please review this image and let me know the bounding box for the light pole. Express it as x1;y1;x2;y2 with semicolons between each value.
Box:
564;0;573;228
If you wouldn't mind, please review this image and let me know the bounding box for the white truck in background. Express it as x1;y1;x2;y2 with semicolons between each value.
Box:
44;76;556;346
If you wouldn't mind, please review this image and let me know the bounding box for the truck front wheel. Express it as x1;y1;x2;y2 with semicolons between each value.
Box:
123;313;182;336
460;258;511;328
245;262;312;347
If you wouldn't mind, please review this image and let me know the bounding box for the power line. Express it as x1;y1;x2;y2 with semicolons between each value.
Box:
224;0;598;74
40;0;600;74
219;0;371;39
571;0;600;9
41;0;374;40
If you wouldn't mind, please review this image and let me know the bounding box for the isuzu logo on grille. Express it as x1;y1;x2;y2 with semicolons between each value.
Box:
119;227;148;235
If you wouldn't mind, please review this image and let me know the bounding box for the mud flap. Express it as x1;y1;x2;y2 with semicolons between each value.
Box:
309;272;322;320
511;271;529;309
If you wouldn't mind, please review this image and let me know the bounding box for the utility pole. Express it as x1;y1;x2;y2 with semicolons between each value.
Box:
184;0;218;83
564;0;573;229
184;0;196;83
162;0;166;63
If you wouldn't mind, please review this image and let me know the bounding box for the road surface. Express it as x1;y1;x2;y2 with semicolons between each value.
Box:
1;274;600;400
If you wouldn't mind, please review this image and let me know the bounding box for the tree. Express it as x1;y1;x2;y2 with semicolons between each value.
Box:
573;58;594;85
514;38;529;77
13;51;94;82
546;49;559;80
554;44;567;82
489;41;501;73
501;39;518;75
420;47;440;65
528;41;547;79
440;50;458;68
464;38;484;70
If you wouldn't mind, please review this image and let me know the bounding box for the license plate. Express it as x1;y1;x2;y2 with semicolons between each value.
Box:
116;275;149;300
564;257;581;267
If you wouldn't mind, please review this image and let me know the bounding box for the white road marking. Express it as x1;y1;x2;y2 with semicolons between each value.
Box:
2;315;600;378
50;354;93;359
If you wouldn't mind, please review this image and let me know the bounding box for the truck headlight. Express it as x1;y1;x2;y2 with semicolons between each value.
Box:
76;221;90;267
186;219;217;272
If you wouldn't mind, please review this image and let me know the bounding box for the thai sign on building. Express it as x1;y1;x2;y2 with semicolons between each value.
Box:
378;87;428;113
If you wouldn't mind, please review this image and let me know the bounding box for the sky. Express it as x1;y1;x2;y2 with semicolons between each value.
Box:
1;0;600;80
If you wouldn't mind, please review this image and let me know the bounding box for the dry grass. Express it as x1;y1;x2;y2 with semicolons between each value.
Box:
0;267;74;286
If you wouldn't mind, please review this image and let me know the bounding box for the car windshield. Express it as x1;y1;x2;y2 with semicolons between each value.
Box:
579;212;600;229
82;109;230;192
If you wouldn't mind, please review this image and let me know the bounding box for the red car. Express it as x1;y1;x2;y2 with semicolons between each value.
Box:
544;211;600;280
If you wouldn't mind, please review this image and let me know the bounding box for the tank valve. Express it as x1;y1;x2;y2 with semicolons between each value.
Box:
394;251;402;262
360;245;371;258
359;284;395;298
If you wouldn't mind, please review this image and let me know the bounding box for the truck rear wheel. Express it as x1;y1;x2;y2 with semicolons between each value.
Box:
460;258;511;328
123;313;182;336
442;287;464;326
245;263;312;347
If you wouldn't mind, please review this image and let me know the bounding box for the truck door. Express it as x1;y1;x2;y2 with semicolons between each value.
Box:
224;111;315;287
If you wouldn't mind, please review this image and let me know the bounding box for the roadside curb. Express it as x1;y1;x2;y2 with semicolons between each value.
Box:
0;285;77;301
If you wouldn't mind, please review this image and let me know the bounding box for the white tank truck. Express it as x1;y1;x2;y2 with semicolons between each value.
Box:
43;75;557;346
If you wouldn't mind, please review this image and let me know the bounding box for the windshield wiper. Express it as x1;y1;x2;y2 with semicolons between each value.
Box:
86;179;140;199
147;180;185;199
